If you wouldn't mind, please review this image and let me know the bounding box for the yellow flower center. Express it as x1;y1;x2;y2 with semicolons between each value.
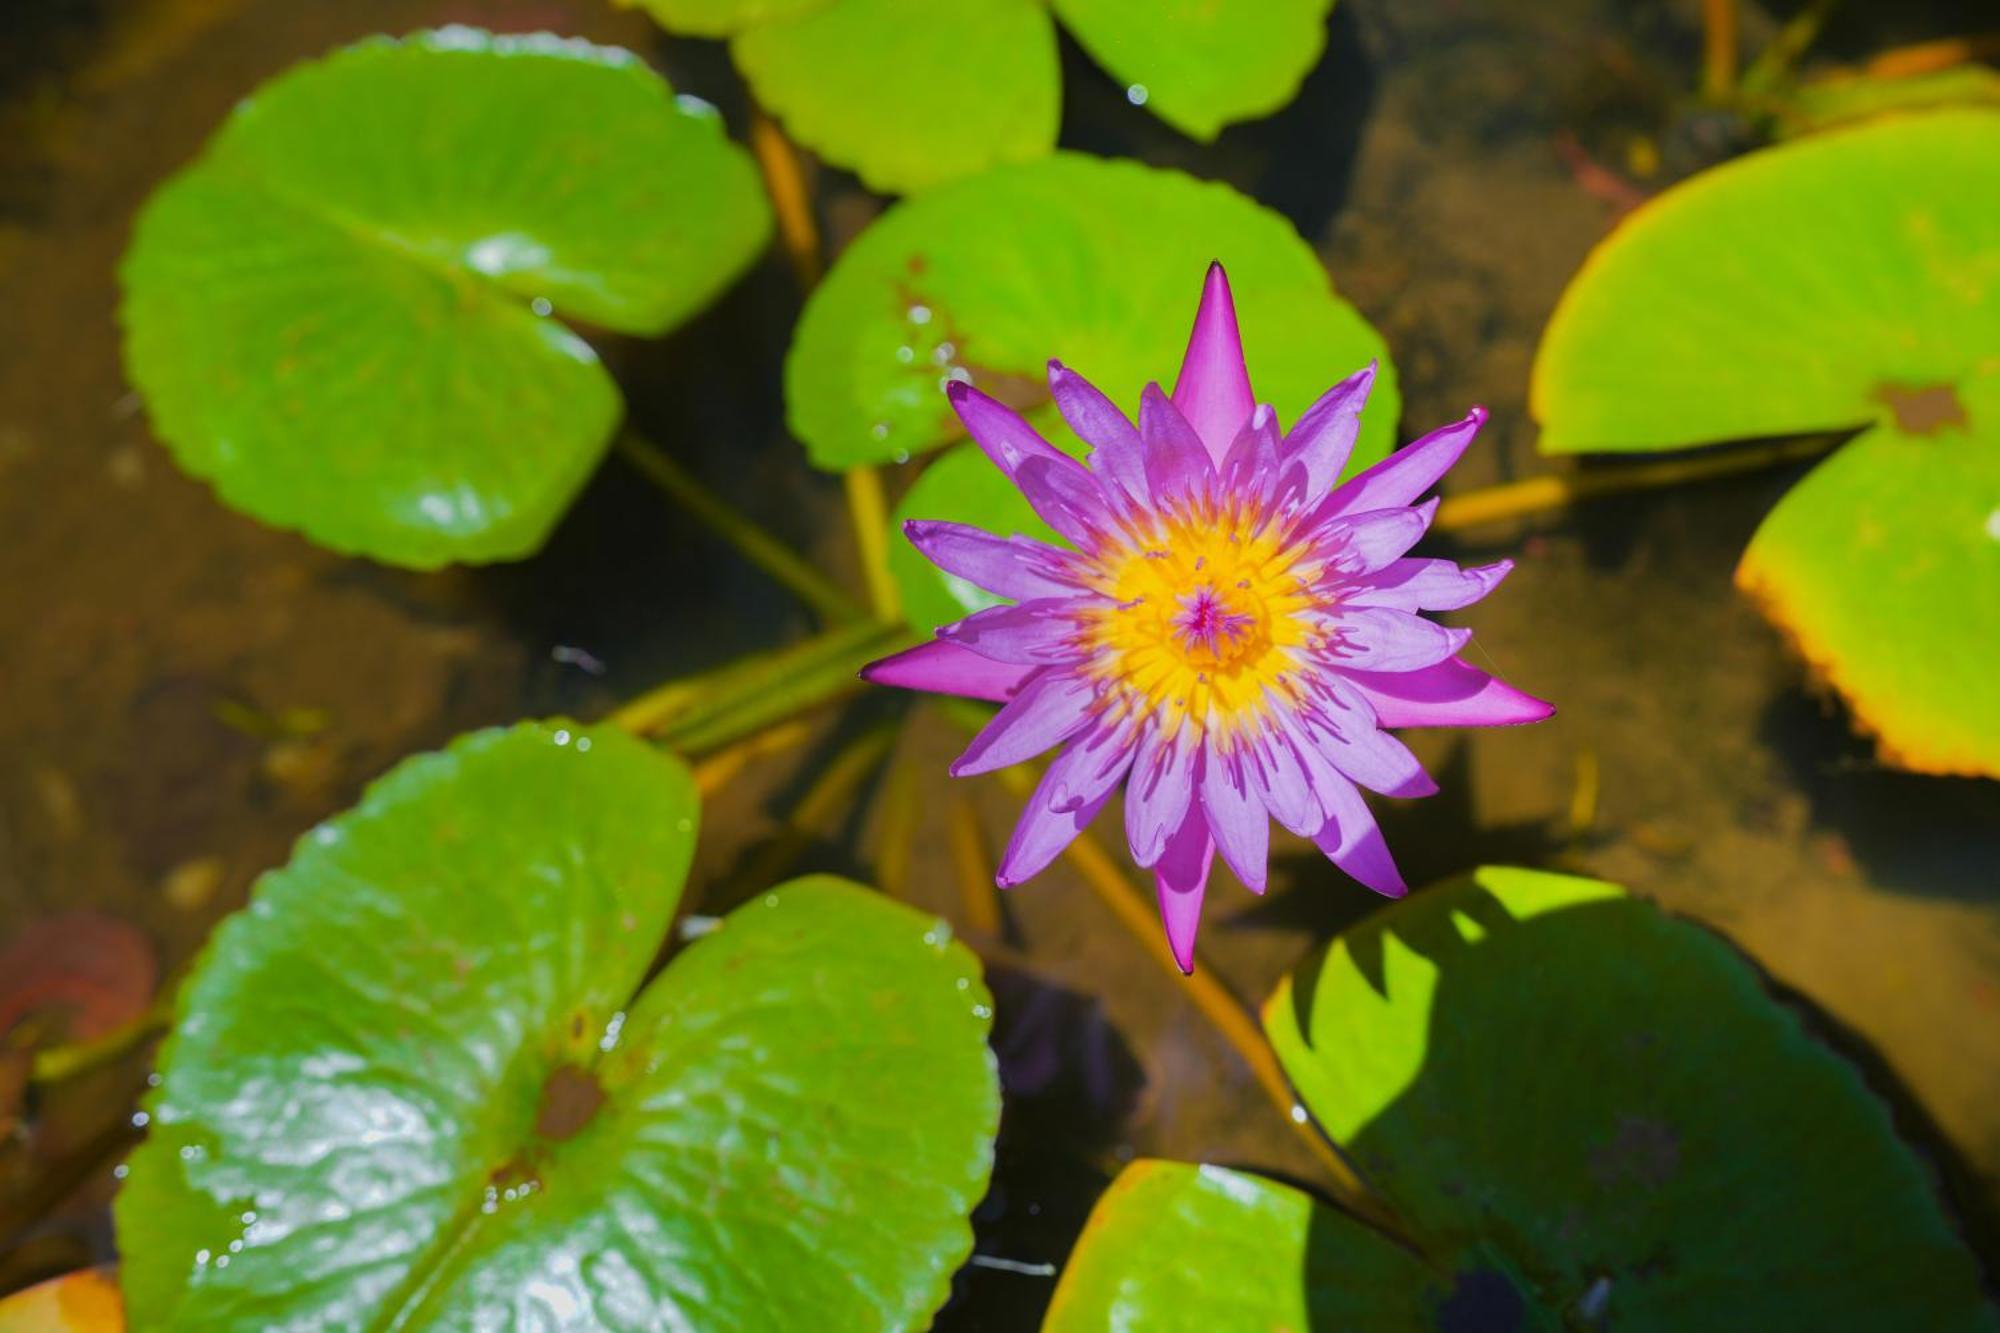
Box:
1079;500;1319;734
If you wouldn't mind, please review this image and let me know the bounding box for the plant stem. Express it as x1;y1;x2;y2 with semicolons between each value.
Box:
739;721;899;890
843;467;902;621
1702;0;1739;99
610;617;899;739
872;756;920;900
657;623;918;756
749;109;823;288
947;793;1003;937
692;717;818;796
616;431;860;624
1432;433;1837;534
747;110;904;625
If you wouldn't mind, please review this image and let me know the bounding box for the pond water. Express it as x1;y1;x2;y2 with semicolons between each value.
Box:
0;0;1993;1322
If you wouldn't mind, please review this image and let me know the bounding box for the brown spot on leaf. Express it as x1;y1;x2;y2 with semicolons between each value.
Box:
535;1064;605;1142
1874;382;1967;436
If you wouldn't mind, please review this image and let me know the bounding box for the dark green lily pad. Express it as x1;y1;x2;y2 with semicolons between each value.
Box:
1531;109;2000;775
1042;1161;1462;1331
115;721;999;1330
789;152;1395;473
121;29;771;568
1258;866;1994;1330
732;0;1060;195
1051;0;1336;141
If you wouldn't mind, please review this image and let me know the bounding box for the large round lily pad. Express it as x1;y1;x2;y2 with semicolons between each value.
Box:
1042;1161;1454;1331
115;722;999;1330
1259;866;1993;1330
121;29;772;569
789;152;1395;473
1531;108;2000;775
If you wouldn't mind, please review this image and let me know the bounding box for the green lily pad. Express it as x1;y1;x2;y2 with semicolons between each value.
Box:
1259;866;1994;1330
1042;1161;1462;1331
732;0;1060;196
115;721;999;1330
789;152;1395;473
1530;108;2000;775
1050;0;1335;141
121;29;772;569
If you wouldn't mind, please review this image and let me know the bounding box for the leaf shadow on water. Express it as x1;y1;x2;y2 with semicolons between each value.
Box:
1052;2;1377;246
1284;882;1998;1328
1758;688;2000;904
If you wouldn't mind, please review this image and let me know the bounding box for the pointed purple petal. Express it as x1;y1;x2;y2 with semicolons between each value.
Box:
1321;501;1437;576
904;520;1081;602
1320;407;1485;520
1283;363;1375;499
1154;801;1215;974
1343;657;1554;728
950;670;1097;776
1139;383;1213;505
996;754;1118;886
948;380;1071;480
1219;404;1281;506
1017;455;1118;549
1123;722;1197;867
1046;719;1138;813
1049;360;1148;507
1290;681;1437;799
1325;608;1471;673
1243;718;1320;837
1311;774;1406;898
861;640;1032;703
1199;743;1269;893
1344;559;1512;612
937;599;1082;665
1170;262;1255;466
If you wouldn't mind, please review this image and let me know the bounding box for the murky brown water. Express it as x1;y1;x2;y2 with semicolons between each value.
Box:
1;0;1994;1323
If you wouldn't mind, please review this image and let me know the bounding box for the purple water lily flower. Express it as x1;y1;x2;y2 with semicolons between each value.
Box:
864;264;1551;971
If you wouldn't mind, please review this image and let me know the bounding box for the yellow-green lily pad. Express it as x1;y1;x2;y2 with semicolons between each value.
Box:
1531;109;2000;775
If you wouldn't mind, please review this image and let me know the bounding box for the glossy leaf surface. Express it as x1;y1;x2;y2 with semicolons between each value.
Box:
1531;109;2000;774
116;722;999;1330
121;29;771;568
790;153;1395;473
733;0;1059;195
1262;866;1995;1330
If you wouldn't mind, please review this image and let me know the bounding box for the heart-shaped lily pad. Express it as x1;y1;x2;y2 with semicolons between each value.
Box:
121;28;772;569
789;152;1395;474
1531;108;2000;775
628;1;1336;193
114;721;999;1330
1253;866;1992;1329
1042;1161;1453;1330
